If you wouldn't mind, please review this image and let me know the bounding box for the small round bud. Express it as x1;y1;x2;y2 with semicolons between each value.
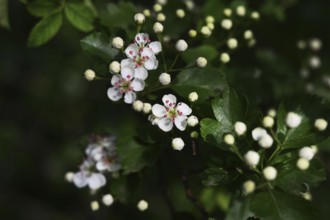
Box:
224;8;232;17
190;131;199;139
311;145;318;154
309;56;321;69
188;92;198;102
153;3;162;12
263;166;277;181
143;9;151;17
227;38;238;49
163;35;170;43
224;134;235;145
207;22;215;30
251;11;260;20
90;201;100;211
175;39;188;52
84;69;95;81
172;138;185;150
188;29;197;38
234;121;247;136
221;19;233;30
309;38;322;51
153;22;164;33
299;147;315;160
65;172;74;182
157;13;166;22
301;192;312;201
206;15;215;23
244;30;253;40
263;116;274;128
243;180;255;195
134;13;145;24
156;0;167;5
184;0;194;10
112;37;124;49
258;134;273;148
200;26;211;37
132;100;143;112
176;9;185;18
297;40;307;50
159;72;171;85
244;150;260;166
137;200;148;211
267;108;276;117
220;53;230;63
314;118;328;131
102;194;114;206
143;103;152;114
109;61;120;74
196;57;207;68
247;38;256;48
236;5;246;16
297;158;310;170
286;112;302;128
187;116;199;127
252;127;267;141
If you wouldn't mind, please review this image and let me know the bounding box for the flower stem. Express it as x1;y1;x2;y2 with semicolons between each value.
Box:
157;34;168;72
268;144;282;162
231;144;244;161
169;54;179;72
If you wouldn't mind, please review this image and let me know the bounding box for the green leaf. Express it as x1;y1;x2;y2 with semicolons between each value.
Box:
0;0;10;29
99;2;136;29
80;32;119;63
27;12;63;47
251;191;317;220
225;197;255;220
181;45;218;64
64;3;95;32
116;138;160;175
172;67;226;102
200;167;238;187
200;118;226;148
27;0;62;18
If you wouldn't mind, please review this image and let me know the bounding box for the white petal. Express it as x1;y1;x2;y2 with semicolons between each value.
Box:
88;173;106;190
152;104;167;117
124;91;136;104
149;41;162;54
73;172;88;188
125;44;139;59
141;47;155;58
174;115;188;131
96;160;109;171
107;87;122;101
135;33;149;46
90;147;103;161
176;102;192;116
121;58;134;68
162;94;177;108
111;75;121;86
134;66;148;80
121;66;134;80
158;118;173;132
144;58;158;70
131;79;145;92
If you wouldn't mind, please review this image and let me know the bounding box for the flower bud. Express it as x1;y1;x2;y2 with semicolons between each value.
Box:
134;13;145;24
224;134;235;145
236;5;246;16
207;22;215;30
153;3;162;12
251;11;260;20
153;22;164;33
84;69;95;81
109;61;120;74
172;138;185;150
234;121;247;136
65;172;74;182
200;26;211;37
309;56;321;69
188;92;198;102
297;40;306;49
206;15;215;23
190;131;199;139
137;200;148;211
112;37;124;49
220;53;230;63
302;192;312;201
244;30;253;40
227;38;238;49
311;145;318;154
142;103;152;114
286;112;302;128
143;9;151;17
267;108;276;117
299;147;315;160
262;116;274;128
221;19;233;30
158;72;171;85
196;57;207;68
263;166;277;181
156;0;167;5
309;38;322;51
175;39;188;52
224;8;232;17
187;116;199;127
132;100;143;112
176;9;185;18
297;158;310;170
258;134;273;148
102;194;114;206
314;118;328;131
252;127;267;141
157;13;166;22
90;201;100;211
244;150;260;166
184;0;194;10
243;180;255;195
189;29;197;38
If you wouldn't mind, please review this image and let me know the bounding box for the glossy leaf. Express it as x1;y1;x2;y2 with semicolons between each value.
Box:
64;3;96;32
181;45;218;64
200;167;238;187
0;0;10;29
27;0;62;17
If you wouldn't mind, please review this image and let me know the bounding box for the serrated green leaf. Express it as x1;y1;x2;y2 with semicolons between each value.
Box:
27;12;63;47
80;32;119;63
200;167;238;187
251;191;317;220
64;3;95;32
0;0;10;29
181;45;218;64
200;118;227;149
27;0;62;18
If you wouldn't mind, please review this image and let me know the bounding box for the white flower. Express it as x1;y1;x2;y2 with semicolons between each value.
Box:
297;158;310;170
200;26;211;37
176;9;185;18
221;19;233;30
234;121;247;136
143;9;151;17
142;103;152;114
206;15;215;23
227;38;238;49
73;161;107;190
309;38;322;51
102;194;114;206
220;53;230;63
252;127;267;141
84;69;95;81
153;3;162;12
244;150;260;166
262;116;274;128
236;5;246;16
151;94;192;132
188;92;198;102
196;57;207;67
258;134;273;148
65;172;74;182
243;180;255;195
157;13;166;22
176;39;188;52
112;37;124;49
134;13;145;24
251;11;260;20
224;134;235;145
309;56;321;69
153;22;164;33
314;118;328;131
137;200;149;211
224;8;232;17
189;29;197;37
187;115;199;127
263;166;277;181
159;72;171;85
172;137;185;150
90;201;100;211
132;100;143;112
286;112;302;128
244;30;253;40
299;147;315;160
109;61;121;74
107;66;145;104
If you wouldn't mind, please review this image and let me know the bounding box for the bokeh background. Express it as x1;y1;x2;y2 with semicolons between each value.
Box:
1;0;330;219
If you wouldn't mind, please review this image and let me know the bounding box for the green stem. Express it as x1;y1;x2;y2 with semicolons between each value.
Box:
157;34;168;72
168;54;179;72
231;144;244;161
168;65;195;73
268;144;282;162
